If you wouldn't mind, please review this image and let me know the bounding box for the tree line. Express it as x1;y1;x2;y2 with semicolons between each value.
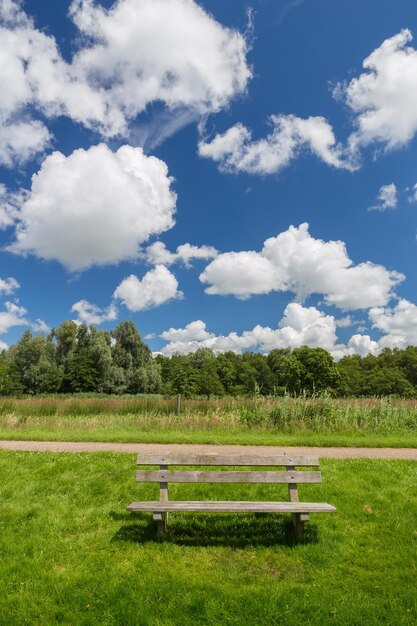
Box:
1;320;417;397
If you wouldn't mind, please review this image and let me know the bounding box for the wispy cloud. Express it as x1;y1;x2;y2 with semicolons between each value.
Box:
131;107;200;153
276;0;306;26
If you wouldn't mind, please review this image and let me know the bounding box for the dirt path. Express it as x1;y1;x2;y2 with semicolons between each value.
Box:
0;440;416;459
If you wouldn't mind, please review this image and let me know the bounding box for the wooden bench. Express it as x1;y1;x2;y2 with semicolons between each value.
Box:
127;453;336;536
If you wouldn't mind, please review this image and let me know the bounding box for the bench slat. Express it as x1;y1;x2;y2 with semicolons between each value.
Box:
136;470;322;484
136;454;320;466
127;501;336;513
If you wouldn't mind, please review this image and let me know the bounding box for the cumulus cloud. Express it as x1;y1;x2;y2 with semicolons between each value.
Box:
338;29;417;153
0;276;19;295
161;319;213;344
0;184;25;228
71;300;118;325
7;144;177;271
31;318;50;333
331;299;417;357
335;316;354;328
200;29;417;176
159;298;417;359
368;183;398;213
114;265;182;312
0;1;52;164
368;299;417;348
69;0;251;119
347;334;380;356
0;301;28;334
200;223;403;309
0;120;51;168
145;241;218;267
159;303;339;356
0;0;250;158
198;115;356;174
201;250;282;298
368;183;398;211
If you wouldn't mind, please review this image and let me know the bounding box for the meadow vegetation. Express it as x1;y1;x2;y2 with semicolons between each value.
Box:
1;451;416;625
0;395;417;447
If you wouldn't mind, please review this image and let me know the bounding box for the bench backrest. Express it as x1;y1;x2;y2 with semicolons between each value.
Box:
136;453;322;488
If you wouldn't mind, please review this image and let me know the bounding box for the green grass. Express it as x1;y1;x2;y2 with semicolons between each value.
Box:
1;396;417;447
1;425;417;448
1;451;416;624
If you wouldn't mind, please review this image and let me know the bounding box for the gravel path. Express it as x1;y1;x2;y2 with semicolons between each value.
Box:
0;440;416;459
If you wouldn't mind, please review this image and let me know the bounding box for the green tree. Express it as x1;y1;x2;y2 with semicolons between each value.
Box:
112;321;151;370
0;363;24;395
53;321;78;367
291;346;340;395
9;331;62;394
65;349;99;392
165;355;199;397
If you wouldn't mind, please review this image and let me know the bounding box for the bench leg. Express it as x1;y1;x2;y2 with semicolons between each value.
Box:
292;513;305;537
153;512;168;534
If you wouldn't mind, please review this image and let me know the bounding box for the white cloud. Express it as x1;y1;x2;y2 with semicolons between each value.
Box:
0;184;25;228
160;303;338;356
407;183;417;203
0;3;52;164
347;334;380;357
0;120;51;168
114;265;182;312
333;299;417;357
369;183;398;211
200;223;403;309
31;318;50;334
7;144;176;271
335;316;354;328
339;29;417;153
69;0;251;119
200;29;417;175
71;300;118;326
0;276;19;295
0;3;63;164
145;241;218;267
161;319;213;344
0;0;251;156
198;115;355;174
201;250;282;298
0;301;28;334
159;298;417;359
368;299;417;348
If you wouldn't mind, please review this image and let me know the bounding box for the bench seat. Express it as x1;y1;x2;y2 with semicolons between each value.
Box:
127;501;336;513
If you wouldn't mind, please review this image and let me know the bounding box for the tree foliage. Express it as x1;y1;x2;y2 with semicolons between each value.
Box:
1;322;417;397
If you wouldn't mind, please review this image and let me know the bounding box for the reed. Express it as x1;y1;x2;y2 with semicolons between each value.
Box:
0;395;416;434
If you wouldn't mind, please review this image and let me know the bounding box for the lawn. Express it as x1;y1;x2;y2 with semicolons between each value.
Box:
1;451;416;625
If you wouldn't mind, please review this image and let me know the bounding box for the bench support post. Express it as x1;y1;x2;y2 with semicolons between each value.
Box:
154;464;169;534
286;465;308;537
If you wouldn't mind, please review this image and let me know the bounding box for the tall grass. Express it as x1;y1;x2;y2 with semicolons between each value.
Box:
0;395;416;434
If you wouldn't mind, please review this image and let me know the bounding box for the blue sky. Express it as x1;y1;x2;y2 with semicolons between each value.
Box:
1;0;417;358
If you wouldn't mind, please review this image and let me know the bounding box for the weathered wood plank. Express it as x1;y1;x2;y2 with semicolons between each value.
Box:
127;501;337;513
136;470;322;484
286;464;307;535
158;463;169;533
136;454;320;466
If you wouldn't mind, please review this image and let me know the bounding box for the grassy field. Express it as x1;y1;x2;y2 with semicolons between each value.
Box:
1;396;417;447
0;451;416;625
